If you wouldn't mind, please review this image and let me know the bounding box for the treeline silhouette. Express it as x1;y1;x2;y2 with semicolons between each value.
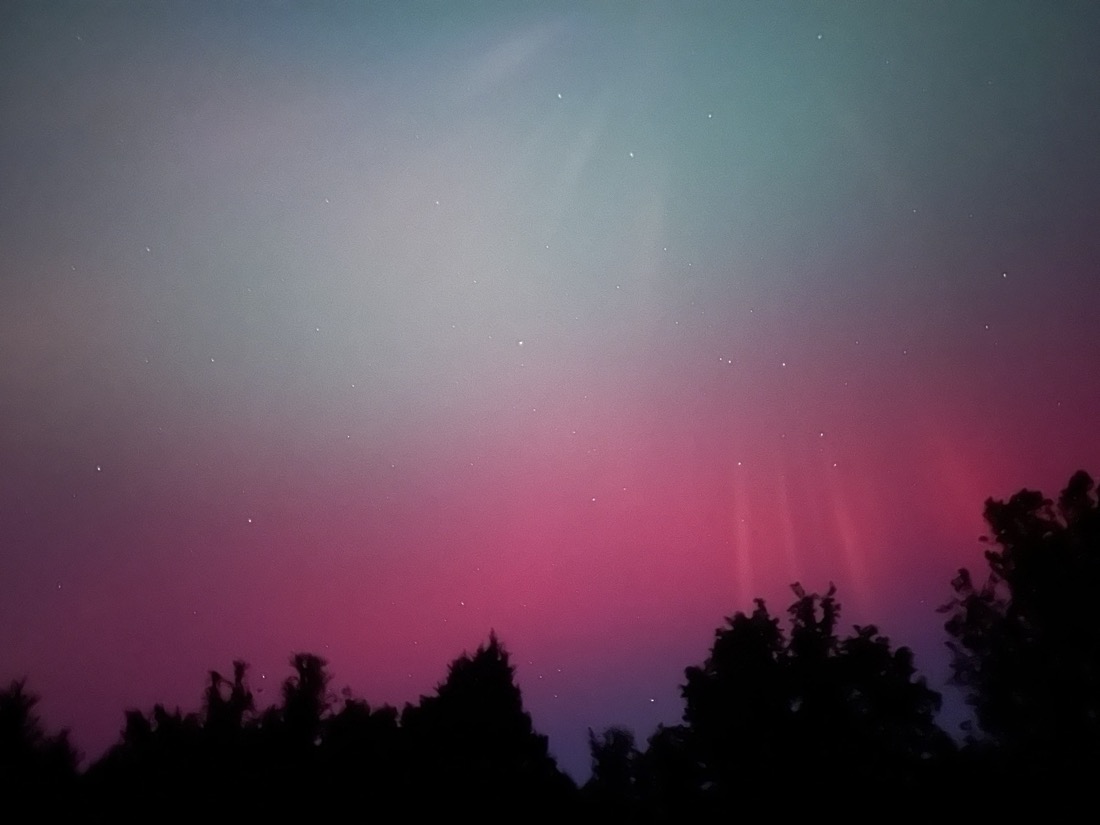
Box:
3;470;1099;820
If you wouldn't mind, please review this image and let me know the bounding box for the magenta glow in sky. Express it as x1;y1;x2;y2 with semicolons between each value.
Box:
2;2;1098;779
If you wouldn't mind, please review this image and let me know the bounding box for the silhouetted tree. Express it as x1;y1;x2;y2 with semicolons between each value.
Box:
680;585;947;815
0;678;78;812
203;659;254;736
681;596;788;809
83;701;204;819
632;724;701;822
941;470;1100;797
281;652;332;746
582;725;640;818
401;632;576;817
321;694;402;808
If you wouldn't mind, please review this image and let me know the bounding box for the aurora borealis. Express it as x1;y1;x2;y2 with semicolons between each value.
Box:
2;2;1098;779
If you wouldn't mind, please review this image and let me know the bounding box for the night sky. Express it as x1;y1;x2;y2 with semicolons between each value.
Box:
2;1;1098;780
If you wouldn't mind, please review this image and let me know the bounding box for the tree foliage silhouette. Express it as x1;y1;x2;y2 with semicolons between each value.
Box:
942;470;1100;778
680;584;947;814
77;638;577;819
203;659;254;737
15;471;1100;819
582;725;641;818
0;678;78;811
280;652;332;745
401;632;575;815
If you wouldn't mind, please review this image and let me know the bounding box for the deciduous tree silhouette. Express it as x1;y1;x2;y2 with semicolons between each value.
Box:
680;585;947;815
582;725;640;818
281;652;332;746
31;494;1087;824
321;695;402;807
84;701;203;819
632;723;701;822
203;659;254;737
0;678;78;812
941;469;1100;794
681;596;787;808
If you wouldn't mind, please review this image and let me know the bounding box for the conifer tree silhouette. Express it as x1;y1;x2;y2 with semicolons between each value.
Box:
401;632;575;816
